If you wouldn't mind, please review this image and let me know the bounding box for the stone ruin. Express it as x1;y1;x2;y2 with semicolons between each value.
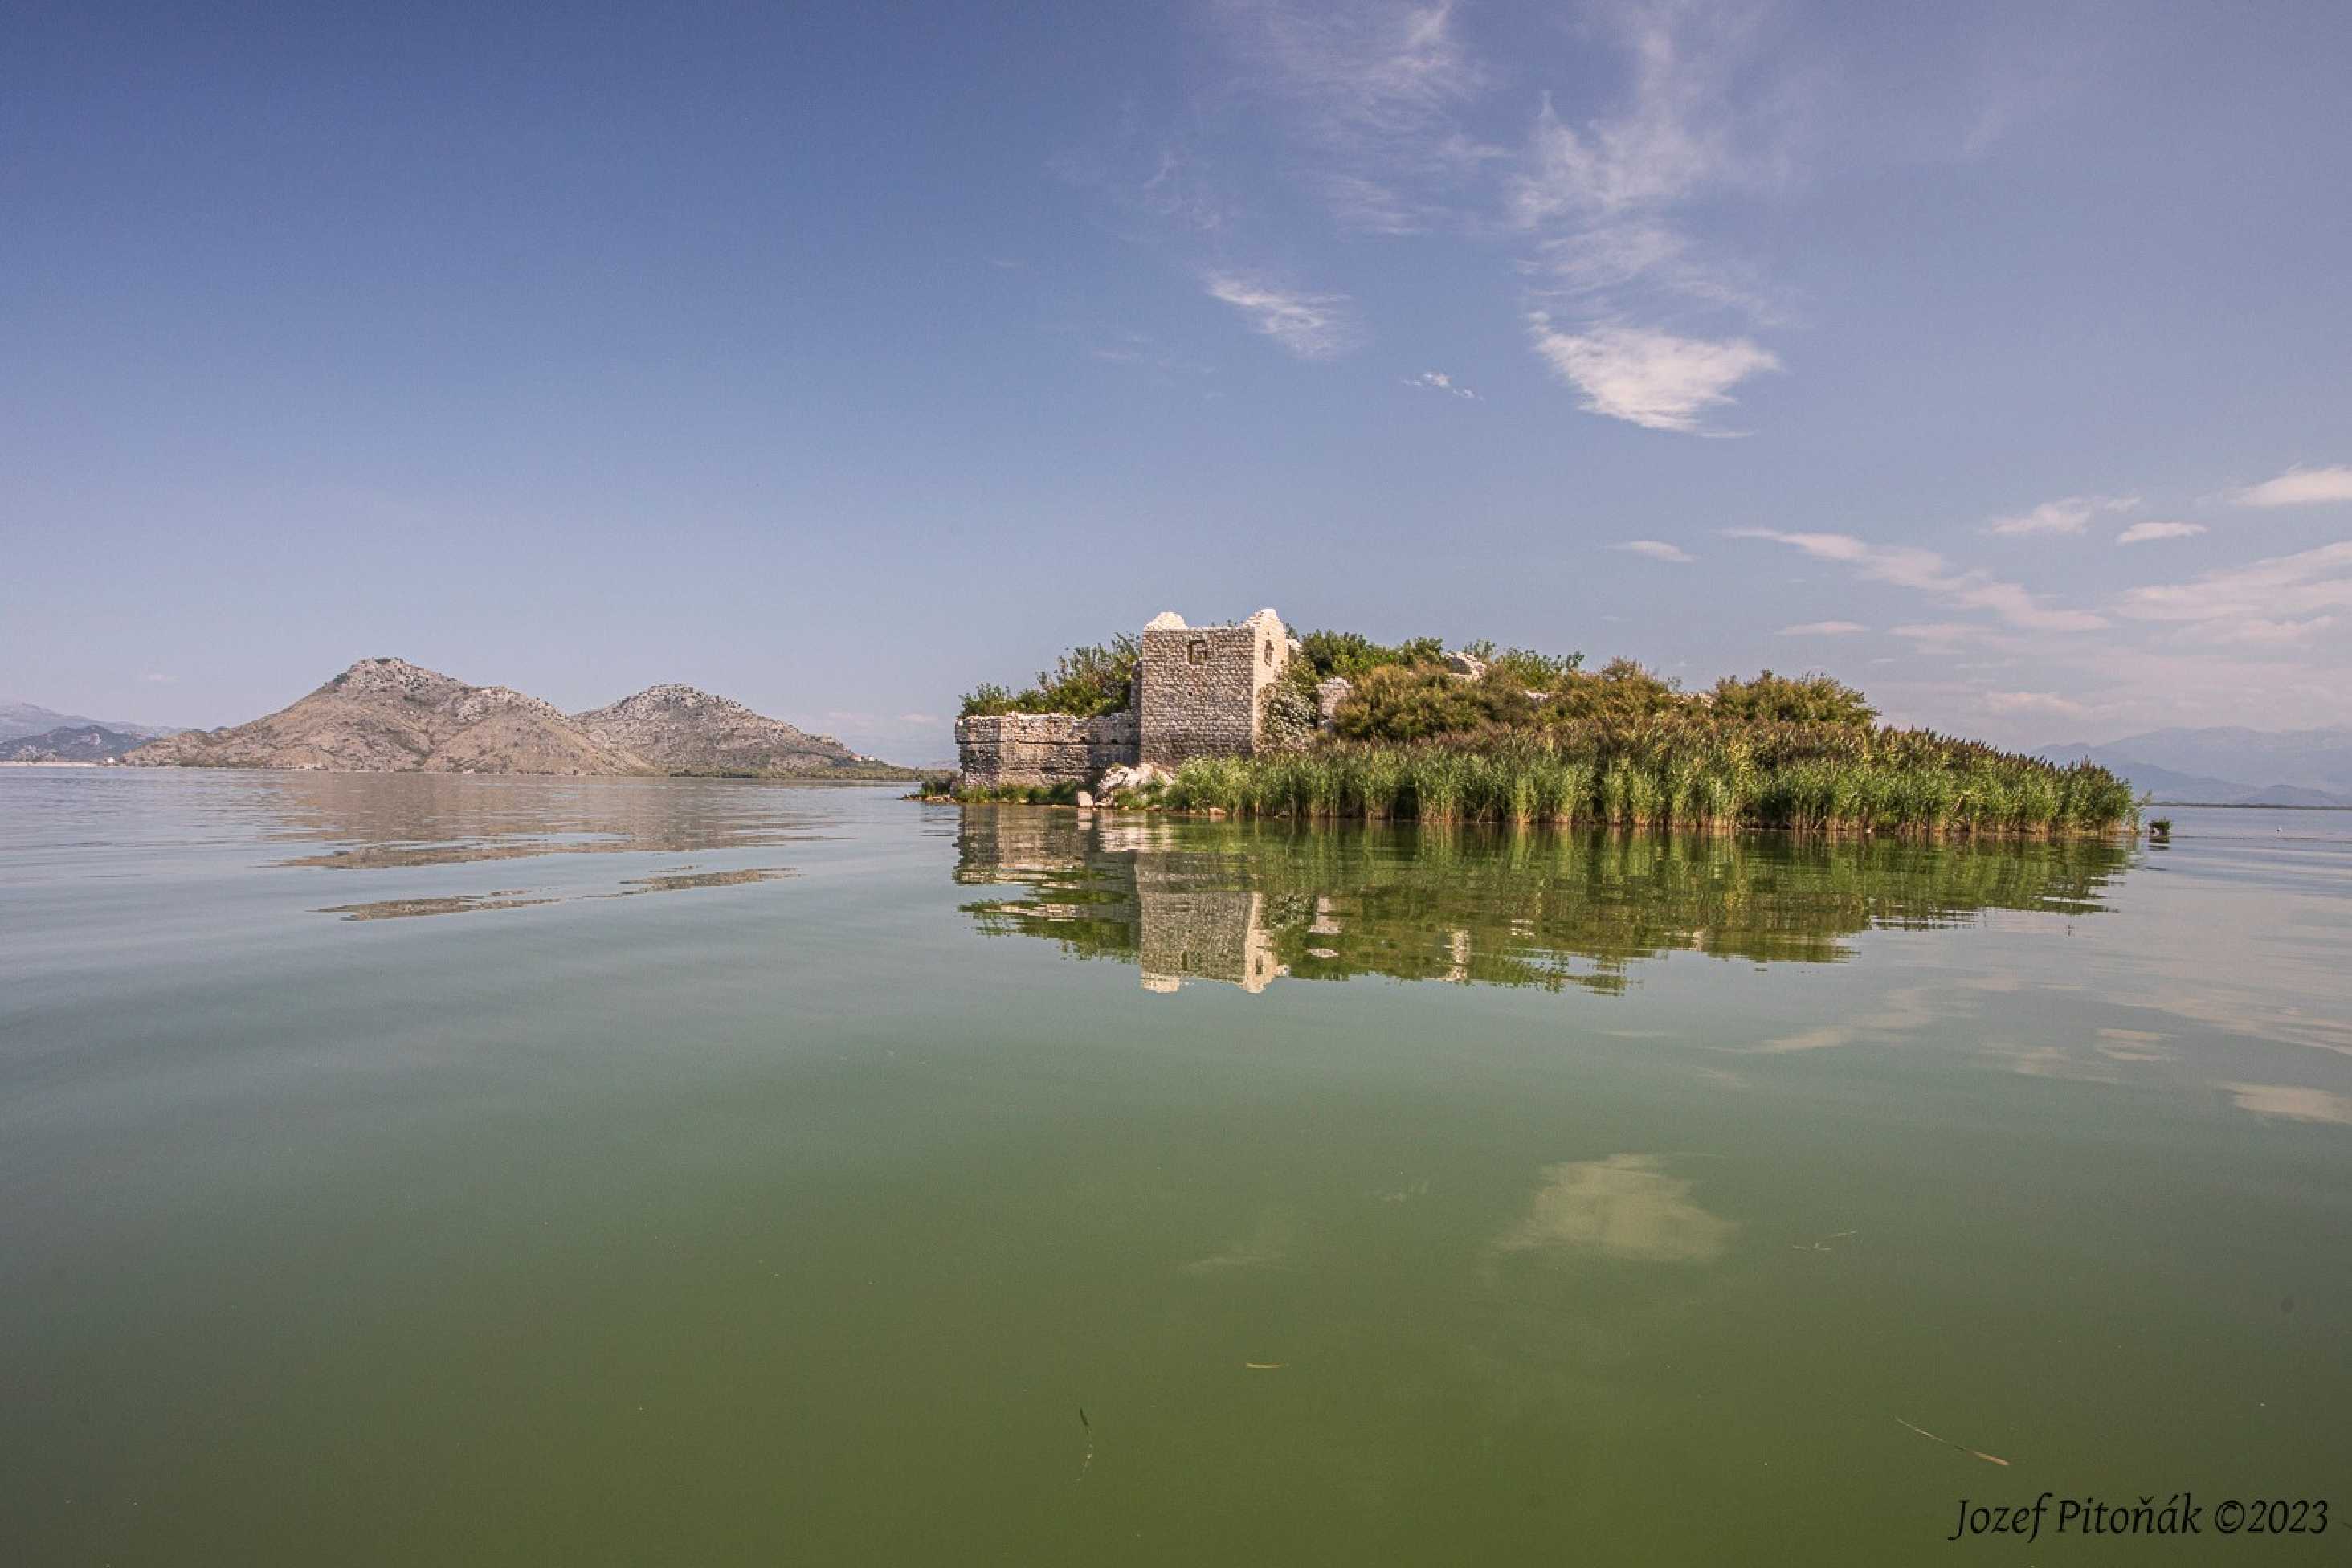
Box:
954;608;1294;791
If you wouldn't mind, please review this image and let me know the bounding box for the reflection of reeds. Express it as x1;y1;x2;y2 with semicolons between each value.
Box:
1162;728;2137;836
957;812;2134;994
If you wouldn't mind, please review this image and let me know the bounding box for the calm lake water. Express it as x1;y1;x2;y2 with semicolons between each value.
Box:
4;769;2349;1563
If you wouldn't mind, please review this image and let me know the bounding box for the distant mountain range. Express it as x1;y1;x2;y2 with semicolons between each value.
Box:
2037;725;2352;806
118;658;917;778
0;700;178;745
1;725;155;764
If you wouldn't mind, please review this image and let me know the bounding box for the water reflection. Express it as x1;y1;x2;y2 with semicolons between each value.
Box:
316;865;798;920
2218;1082;2352;1125
1493;1155;1735;1264
78;771;854;917
246;772;845;868
955;806;2133;994
317;889;559;921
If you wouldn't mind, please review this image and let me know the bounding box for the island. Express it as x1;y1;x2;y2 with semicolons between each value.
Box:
942;607;2138;836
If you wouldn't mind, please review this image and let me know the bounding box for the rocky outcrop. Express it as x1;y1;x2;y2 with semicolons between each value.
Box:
574;684;912;778
1096;762;1173;794
125;659;657;775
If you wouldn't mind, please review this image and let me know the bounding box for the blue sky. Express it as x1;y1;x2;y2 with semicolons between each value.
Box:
6;0;2349;762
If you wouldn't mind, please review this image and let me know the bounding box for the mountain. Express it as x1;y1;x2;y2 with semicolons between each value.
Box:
0;700;177;744
117;660;921;778
2043;725;2352;799
574;684;918;778
2036;742;2352;806
1;725;153;763
125;659;655;774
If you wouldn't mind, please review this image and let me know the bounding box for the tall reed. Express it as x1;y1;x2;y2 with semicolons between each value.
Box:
1158;721;2138;838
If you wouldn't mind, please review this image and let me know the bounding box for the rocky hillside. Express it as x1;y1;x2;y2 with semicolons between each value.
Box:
2;724;151;763
575;684;917;778
125;659;656;775
1;700;176;744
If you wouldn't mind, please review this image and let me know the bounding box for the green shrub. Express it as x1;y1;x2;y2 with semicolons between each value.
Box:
958;635;1138;719
1461;639;1585;691
958;683;1019;718
1296;629;1446;681
1258;660;1321;751
1706;670;1878;726
1331;665;1538;741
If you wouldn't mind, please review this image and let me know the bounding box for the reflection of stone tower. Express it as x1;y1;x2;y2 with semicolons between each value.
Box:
1137;608;1291;770
1134;880;1287;994
953;807;1292;995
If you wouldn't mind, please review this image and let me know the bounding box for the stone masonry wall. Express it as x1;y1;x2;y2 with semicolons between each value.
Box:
1138;608;1289;769
953;710;1138;790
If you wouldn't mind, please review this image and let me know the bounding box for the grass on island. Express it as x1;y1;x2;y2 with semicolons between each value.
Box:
917;774;1084;806
1154;727;2135;836
953;629;2141;836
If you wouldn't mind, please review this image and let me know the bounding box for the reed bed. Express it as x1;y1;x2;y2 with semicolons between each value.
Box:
1157;723;2138;837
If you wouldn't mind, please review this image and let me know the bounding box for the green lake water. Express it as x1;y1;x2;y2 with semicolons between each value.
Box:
3;769;2348;1563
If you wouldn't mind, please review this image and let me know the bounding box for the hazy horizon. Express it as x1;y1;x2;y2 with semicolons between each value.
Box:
8;1;2349;758
14;651;2352;768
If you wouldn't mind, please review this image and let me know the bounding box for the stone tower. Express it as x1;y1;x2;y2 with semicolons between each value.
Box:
1137;607;1291;770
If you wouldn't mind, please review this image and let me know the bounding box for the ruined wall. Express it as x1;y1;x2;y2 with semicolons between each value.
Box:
955;606;1292;786
953;710;1137;790
1137;608;1289;769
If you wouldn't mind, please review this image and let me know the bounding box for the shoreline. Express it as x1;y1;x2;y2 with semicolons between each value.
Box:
922;796;2141;841
2;762;921;782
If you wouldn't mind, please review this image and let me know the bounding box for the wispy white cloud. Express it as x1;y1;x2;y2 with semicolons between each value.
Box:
1090;329;1212;375
1222;0;1482;136
1403;369;1477;398
2196;615;2338;647
896;712;942;726
2235;464;2352;508
1215;0;1489;233
1048;134;1233;236
1615;539;1692;562
1778;620;1866;635
1143;1;1803;426
1528;318;1778;432
2114;539;2352;623
1203;274;1366;359
1982;690;2087;717
1889;623;1994;648
1510;79;1721;226
1508;6;1800;431
1985;494;2138;537
1729;529;2107;631
2116;521;2205;545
